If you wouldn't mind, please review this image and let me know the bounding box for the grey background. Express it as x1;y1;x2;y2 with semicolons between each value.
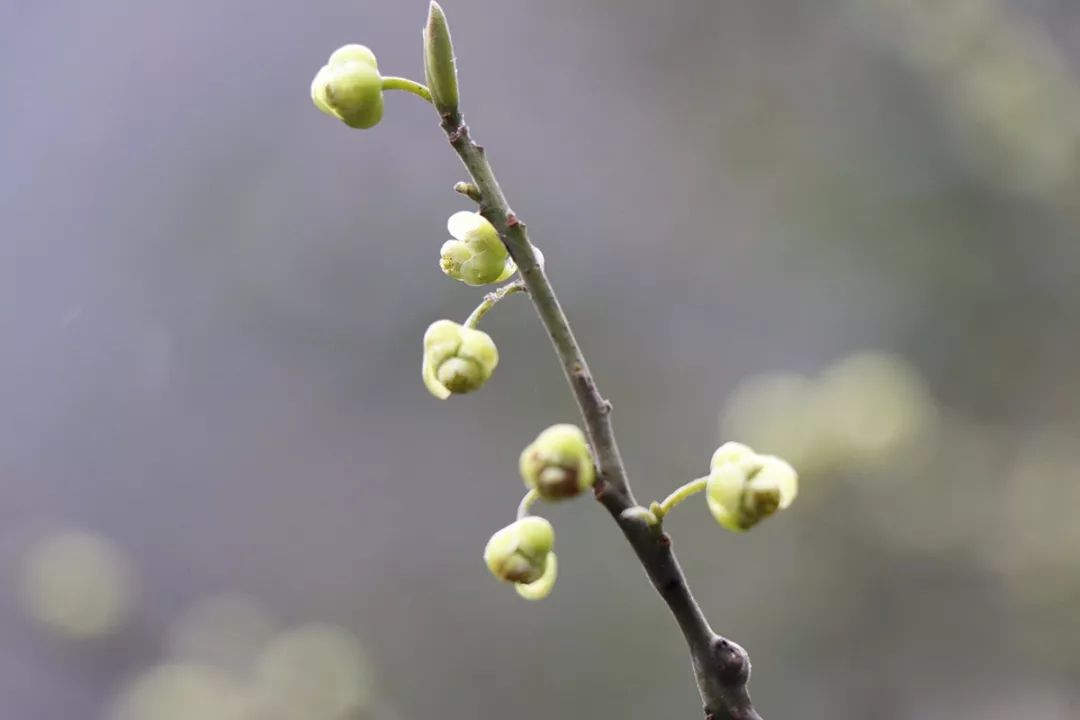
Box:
2;0;1079;718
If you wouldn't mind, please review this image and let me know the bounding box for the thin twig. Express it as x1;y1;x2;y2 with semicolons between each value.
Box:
439;110;763;720
463;280;526;329
517;488;540;520
656;476;710;519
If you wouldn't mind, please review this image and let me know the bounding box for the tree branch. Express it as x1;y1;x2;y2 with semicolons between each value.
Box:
439;110;763;720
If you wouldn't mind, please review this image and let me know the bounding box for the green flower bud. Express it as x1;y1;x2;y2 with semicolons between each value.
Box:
519;424;595;500
423;1;460;118
484;517;554;585
311;44;384;129
439;212;516;286
421;320;498;399
706;442;798;532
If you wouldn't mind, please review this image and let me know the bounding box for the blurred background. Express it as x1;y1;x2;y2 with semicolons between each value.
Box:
1;0;1079;718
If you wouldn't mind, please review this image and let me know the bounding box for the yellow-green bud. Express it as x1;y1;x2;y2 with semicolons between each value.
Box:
484;517;554;585
423;1;460;118
440;212;516;286
421;320;498;399
706;442;798;532
311;44;384;129
519;424;595;500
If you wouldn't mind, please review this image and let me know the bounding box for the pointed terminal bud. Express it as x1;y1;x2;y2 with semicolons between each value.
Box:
706;442;798;531
311;44;385;129
423;1;460;118
440;211;516;285
519;424;596;501
484;517;555;585
421;319;499;399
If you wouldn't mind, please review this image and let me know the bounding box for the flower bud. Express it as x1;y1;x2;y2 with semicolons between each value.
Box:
484;517;554;585
311;44;384;129
423;1;460;118
519;424;595;500
706;442;798;531
421;320;498;399
440;212;515;285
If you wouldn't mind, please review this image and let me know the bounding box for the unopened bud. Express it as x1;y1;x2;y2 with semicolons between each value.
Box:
423;1;460;118
519;424;595;501
421;320;499;399
484;517;554;585
311;44;384;129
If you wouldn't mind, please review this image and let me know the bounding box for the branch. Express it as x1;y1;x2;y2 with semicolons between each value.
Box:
439;110;763;720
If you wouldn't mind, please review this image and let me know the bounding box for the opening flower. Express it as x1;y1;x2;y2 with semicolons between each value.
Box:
439;211;516;286
706;442;798;531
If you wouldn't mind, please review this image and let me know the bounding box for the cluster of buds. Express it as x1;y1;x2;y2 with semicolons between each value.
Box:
309;3;799;608
475;423;596;600
312;8;524;400
479;424;594;600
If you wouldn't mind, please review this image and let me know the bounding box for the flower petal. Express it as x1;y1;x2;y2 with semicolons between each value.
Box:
759;455;798;509
328;44;378;69
710;441;755;471
310;66;340;119
494;257;518;283
515;553;557;600
422;358;450;400
705;495;746;532
447;211;484;241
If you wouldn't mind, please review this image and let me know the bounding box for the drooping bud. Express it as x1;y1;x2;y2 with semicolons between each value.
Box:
423;1;460;118
311;44;384;129
484;517;554;585
706;442;798;531
421;320;499;399
440;211;515;285
519;424;595;501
